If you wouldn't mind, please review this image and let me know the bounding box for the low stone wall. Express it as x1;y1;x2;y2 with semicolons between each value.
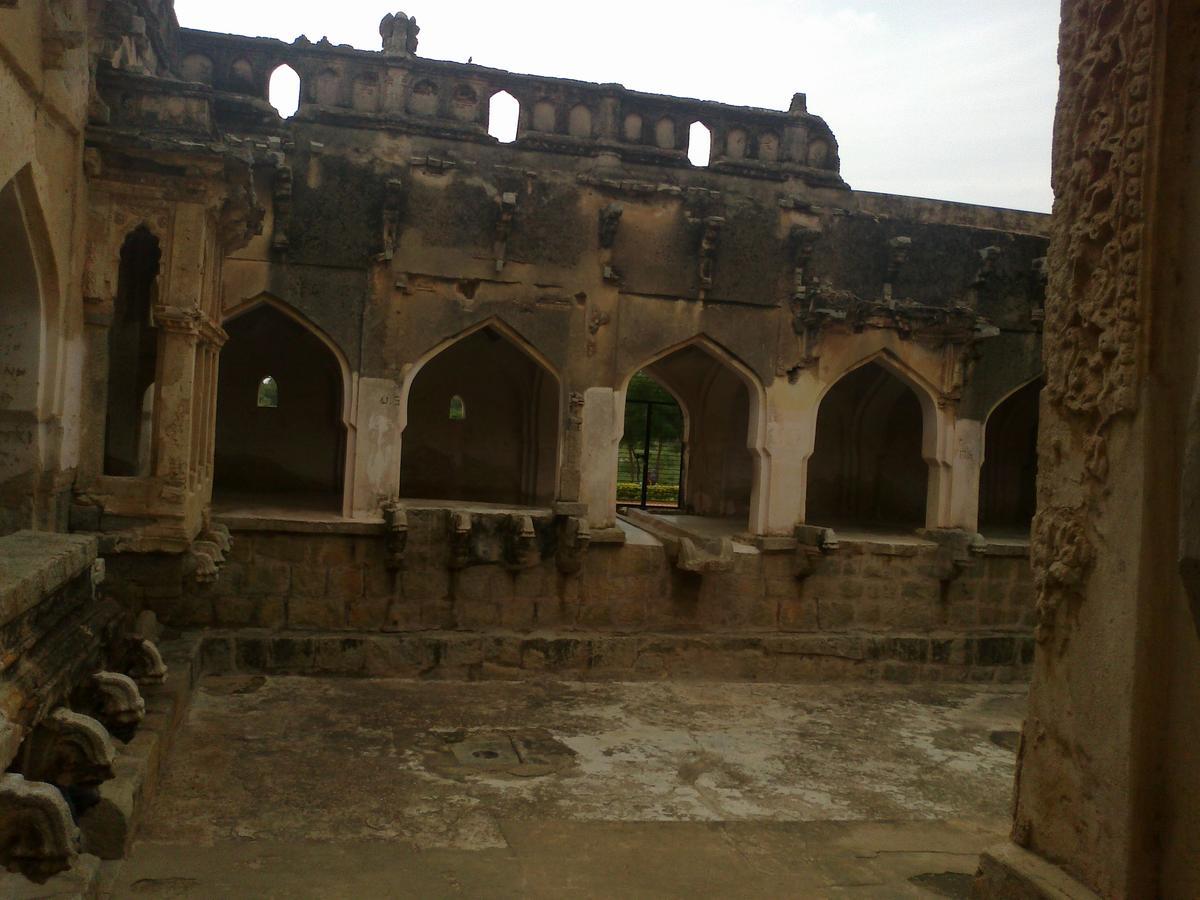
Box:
107;512;1034;682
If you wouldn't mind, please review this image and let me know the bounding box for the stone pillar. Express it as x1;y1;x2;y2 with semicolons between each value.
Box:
922;401;957;530
974;1;1200;896
948;417;984;533
556;389;584;505
753;379;816;535
150;307;200;495
579;387;619;530
352;376;402;517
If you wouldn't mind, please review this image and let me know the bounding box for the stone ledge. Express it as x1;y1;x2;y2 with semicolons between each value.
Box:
194;629;1033;683
973;842;1100;899
215;514;385;535
0;530;98;628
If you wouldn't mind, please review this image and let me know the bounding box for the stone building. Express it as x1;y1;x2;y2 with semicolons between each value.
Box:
8;0;1193;895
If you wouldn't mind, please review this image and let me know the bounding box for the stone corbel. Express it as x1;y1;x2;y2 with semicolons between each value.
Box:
200;521;232;557
124;637;169;684
448;511;473;570
494;192;518;272
883;236;912;304
383;500;408;571
0;773;80;883
505;515;541;570
793;524;838;579
920;528;982;594
79;673;145;743
555;516;591;574
20;709;117;796
184;543;220;583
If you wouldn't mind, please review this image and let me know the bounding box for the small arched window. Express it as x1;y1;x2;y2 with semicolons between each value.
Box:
449;394;466;420
488;91;519;143
688;121;711;167
268;64;300;118
257;375;279;408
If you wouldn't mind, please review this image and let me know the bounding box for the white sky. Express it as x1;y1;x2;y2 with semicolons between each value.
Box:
175;1;1059;212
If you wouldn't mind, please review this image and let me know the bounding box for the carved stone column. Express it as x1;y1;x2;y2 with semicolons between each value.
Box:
151;306;202;514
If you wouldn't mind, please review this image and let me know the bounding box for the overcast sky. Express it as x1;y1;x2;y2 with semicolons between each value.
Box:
174;1;1059;212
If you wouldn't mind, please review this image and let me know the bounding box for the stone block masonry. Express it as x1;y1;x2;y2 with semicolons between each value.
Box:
135;515;1035;682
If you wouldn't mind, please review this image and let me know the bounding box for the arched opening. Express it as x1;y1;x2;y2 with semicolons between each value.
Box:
617;372;685;509
688;121;711;166
626;343;754;521
214;304;346;512
401;325;558;506
268;64;300;118
104;226;161;477
488;91;519;143
979;380;1041;536
807;361;928;530
0;177;44;533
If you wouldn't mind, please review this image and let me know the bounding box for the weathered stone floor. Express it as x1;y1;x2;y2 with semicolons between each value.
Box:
111;678;1025;898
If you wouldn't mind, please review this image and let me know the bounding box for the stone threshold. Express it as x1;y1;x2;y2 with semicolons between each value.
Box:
195;628;1034;684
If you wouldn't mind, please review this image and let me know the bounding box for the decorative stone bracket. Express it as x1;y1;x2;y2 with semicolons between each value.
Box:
555;515;591;574
922;528;982;596
76;673;145;743
123;637;169;685
793;524;839;579
383;500;409;571
20;709;117;792
0;773;80;883
504;515;541;571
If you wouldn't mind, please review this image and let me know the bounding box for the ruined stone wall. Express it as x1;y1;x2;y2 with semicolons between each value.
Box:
183;25;1049;535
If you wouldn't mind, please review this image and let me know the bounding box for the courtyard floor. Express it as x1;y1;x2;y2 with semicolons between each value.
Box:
110;677;1025;898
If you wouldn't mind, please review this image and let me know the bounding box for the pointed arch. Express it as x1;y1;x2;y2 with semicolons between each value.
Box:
807;359;930;529
618;333;767;458
215;294;355;514
223;293;354;427
399;317;562;506
617;334;766;527
979;375;1042;534
0;167;63;532
817;347;947;470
